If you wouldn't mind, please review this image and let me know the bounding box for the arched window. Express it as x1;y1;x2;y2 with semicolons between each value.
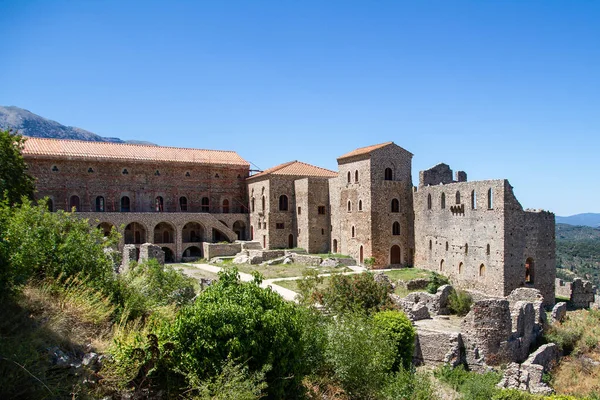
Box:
358;200;363;211
384;168;393;181
279;195;288;211
351;226;355;238
262;196;265;212
465;243;468;254
201;197;210;212
251;198;255;212
525;257;535;284
390;245;401;264
347;201;352;212
456;191;461;204
441;193;446;209
155;196;164;212
179;196;188;212
69;195;80;211
471;190;477;210
427;194;432;210
222;199;230;213
333;239;338;253
487;188;493;209
47;198;54;212
355;170;359;182
440;259;444;271
392;222;400;235
95;196;105;212
458;262;463;274
347;171;351;183
391;199;400;213
479;264;486;277
359;245;364;263
121;196;131;212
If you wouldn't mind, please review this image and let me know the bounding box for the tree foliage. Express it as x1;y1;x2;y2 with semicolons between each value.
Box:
319;272;393;314
373;310;416;370
0;129;35;205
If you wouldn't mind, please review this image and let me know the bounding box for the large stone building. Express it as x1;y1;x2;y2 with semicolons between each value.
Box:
23;137;556;304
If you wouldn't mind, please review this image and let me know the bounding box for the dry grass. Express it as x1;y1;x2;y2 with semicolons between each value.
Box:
550;309;600;397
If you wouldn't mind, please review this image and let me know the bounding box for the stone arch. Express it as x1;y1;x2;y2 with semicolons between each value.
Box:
479;264;486;277
233;220;247;240
347;171;351;183
124;222;146;244
355;170;359;182
121;196;131;212
182;221;205;243
390;245;401;265
347;200;352;212
162;247;175;263
391;198;399;213
333;239;338;253
384;168;393;181
97;222;115;237
392;222;400;235
219;220;228;227
279;195;288;211
212;227;230;243
154;222;175;244
69;195;80;211
525;257;534;284
179;196;188;212
182;245;203;259
95;196;105;212
358;200;363;211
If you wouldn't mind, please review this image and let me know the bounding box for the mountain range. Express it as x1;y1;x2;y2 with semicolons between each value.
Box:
556;213;600;228
0;106;154;145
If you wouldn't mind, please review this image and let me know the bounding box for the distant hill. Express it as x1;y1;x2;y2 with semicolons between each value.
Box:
0;106;155;145
555;223;600;285
556;213;600;228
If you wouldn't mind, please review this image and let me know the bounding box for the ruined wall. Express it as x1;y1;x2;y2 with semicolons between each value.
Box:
27;158;249;214
419;163;454;186
294;178;331;254
414;176;507;297
369;144;414;267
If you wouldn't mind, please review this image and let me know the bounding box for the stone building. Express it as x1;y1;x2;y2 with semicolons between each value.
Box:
330;142;415;265
22;137;251;262
246;161;337;253
413;163;555;306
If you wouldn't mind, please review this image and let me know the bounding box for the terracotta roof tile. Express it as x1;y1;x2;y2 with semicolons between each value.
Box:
337;142;394;161
248;160;337;180
21;137;249;166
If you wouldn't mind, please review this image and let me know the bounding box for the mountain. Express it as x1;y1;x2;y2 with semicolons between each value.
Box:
0;106;155;145
556;223;600;286
556;213;600;228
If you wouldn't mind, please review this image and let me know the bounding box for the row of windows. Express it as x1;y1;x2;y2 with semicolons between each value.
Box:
439;260;487;277
50;165;243;179
347;198;401;213
251;195;327;215
345;168;396;184
429;240;491;255
54;195;231;213
438;257;535;283
427;188;494;211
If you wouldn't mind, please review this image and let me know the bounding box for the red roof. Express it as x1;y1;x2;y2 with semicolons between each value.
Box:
247;160;337;180
337;142;394;161
21;137;249;167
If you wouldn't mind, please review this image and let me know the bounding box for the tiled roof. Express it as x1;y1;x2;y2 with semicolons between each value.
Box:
248;160;338;180
21;137;250;166
337;142;394;161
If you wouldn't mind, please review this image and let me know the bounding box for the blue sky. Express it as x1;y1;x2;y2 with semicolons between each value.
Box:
1;0;598;216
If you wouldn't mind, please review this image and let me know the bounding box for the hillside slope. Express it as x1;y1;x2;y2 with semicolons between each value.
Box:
556;223;600;285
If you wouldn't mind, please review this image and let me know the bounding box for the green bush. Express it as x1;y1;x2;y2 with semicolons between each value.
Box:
167;268;308;399
492;389;537;400
448;289;473;316
324;313;395;399
319;272;392;315
191;359;268;400
426;272;450;294
373;310;416;370
544;324;584;355
434;365;501;400
380;367;438;400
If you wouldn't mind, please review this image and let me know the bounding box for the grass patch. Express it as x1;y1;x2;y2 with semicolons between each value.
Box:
231;264;350;280
171;264;220;281
383;268;430;282
313;253;353;259
274;276;333;293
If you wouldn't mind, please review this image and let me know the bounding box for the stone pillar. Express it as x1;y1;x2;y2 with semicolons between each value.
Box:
121;244;138;273
139;243;165;265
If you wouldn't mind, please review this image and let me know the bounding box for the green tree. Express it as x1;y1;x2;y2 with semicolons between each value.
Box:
373;310;416;370
0;129;35;205
319;272;393;315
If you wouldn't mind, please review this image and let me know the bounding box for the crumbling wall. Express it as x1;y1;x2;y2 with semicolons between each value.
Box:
203;242;242;259
139;243;165;265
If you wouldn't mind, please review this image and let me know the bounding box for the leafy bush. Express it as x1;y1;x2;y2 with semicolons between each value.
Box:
167;268;308;399
448;289;473;316
434;365;501;400
319;272;393;315
426;272;450;294
492;389;536;400
297;268;324;307
380;367;438;400
324;313;395;399
373;310;416;370
545;324;583;355
192;359;268;400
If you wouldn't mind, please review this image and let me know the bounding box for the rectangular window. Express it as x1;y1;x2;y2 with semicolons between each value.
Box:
276;222;285;229
297;206;301;215
318;206;326;215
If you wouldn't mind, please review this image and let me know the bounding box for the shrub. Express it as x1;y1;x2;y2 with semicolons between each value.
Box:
492;389;536;400
324;313;395;399
319;272;393;315
373;310;416;370
434;365;501;400
167;268;308;399
545;324;583;355
192;359;268;400
297;268;324;307
380;367;438;400
426;272;450;294
448;289;473;316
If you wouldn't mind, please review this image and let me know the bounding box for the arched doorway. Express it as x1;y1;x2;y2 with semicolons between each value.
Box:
288;234;294;249
233;221;246;240
162;247;175;263
183;245;202;259
525;257;535;284
182;222;204;243
390;245;401;265
124;222;146;244
97;222;115;237
154;222;175;244
212;228;229;243
69;195;80;211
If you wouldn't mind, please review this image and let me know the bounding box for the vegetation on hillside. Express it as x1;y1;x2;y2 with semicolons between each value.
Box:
555;223;600;286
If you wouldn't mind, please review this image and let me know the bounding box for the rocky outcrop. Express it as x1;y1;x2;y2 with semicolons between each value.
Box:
497;343;560;395
551;302;567;323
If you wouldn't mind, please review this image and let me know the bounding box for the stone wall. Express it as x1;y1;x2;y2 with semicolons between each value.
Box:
294;178;331;254
139;243;165;265
203;242;242;259
554;278;598;309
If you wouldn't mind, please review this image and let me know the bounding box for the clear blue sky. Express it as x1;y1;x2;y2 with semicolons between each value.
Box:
1;0;598;216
